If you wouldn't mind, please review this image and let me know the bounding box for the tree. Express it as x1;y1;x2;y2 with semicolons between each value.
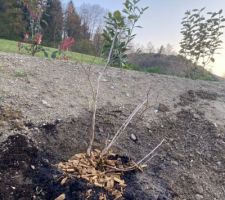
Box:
93;26;104;56
157;45;165;55
64;1;83;40
20;0;48;37
41;0;63;47
0;0;25;40
146;42;155;53
180;8;225;67
102;0;148;67
78;3;107;38
164;43;176;55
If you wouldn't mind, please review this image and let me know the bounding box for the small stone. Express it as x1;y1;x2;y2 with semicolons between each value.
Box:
171;160;179;166
130;133;137;142
55;119;62;124
217;161;222;166
196;185;204;194
158;103;169;112
193;113;200;119
195;194;204;200
126;93;130;97
41;100;52;108
31;165;35;170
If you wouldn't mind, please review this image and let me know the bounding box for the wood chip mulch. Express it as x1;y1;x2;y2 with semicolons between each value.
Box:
56;149;144;200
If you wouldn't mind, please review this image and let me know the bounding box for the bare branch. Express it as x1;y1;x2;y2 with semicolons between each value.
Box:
87;33;118;156
101;98;147;156
137;139;165;165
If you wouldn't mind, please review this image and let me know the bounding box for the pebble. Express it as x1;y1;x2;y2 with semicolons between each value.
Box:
41;100;52;108
130;133;137;142
171;160;179;166
31;165;35;170
158;103;169;112
102;78;108;82
195;194;204;200
125;93;130;97
154;109;158;113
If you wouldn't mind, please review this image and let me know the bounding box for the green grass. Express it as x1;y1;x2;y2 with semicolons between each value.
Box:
14;69;28;78
144;66;162;74
0;39;104;65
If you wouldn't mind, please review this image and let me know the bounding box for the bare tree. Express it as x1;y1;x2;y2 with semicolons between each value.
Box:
146;42;155;54
93;26;104;56
78;3;107;38
164;43;176;55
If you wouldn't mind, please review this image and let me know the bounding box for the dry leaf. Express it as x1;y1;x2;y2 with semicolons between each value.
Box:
57;149;140;199
60;177;68;185
55;193;65;200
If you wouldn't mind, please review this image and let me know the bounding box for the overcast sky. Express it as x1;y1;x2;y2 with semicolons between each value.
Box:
62;0;225;76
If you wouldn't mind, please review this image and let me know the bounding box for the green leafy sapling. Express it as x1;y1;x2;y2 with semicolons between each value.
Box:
103;0;148;67
180;8;225;72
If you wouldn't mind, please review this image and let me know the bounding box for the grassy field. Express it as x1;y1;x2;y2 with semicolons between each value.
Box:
0;39;104;65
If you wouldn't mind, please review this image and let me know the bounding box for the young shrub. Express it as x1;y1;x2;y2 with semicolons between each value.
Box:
179;8;225;76
18;0;48;56
51;37;75;60
18;32;48;56
102;0;148;67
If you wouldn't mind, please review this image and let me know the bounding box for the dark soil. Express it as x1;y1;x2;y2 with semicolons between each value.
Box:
0;90;225;200
0;134;130;200
177;89;218;107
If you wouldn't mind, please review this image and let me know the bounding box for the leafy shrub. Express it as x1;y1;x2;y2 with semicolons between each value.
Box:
14;69;27;77
71;39;95;55
180;8;225;68
127;52;218;80
102;0;148;67
18;32;48;56
51;37;75;60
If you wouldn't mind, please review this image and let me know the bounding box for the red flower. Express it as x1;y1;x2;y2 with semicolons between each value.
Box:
34;33;43;45
23;32;29;42
59;37;75;51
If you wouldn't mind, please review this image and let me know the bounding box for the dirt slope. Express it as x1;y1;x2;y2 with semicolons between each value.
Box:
0;52;225;200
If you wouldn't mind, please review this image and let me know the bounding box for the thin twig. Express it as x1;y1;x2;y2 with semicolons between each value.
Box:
101;98;147;156
80;62;95;100
137;139;165;165
87;33;118;156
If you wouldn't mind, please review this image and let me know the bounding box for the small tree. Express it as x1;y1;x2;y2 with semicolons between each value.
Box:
64;1;85;40
78;3;107;39
180;8;225;71
18;0;48;56
41;0;63;48
0;0;25;40
102;0;148;67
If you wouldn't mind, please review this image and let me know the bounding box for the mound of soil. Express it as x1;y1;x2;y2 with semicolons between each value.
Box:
0;53;225;199
1;99;224;199
0;133;120;200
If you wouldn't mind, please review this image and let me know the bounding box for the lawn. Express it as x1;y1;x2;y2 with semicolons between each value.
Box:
0;39;104;65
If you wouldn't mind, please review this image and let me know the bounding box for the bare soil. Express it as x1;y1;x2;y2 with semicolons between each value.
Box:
0;52;225;200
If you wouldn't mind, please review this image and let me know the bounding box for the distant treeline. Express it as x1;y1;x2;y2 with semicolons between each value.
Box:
0;0;106;56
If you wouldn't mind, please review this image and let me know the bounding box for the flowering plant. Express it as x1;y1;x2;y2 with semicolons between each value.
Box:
51;37;75;60
18;0;48;56
18;32;47;56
